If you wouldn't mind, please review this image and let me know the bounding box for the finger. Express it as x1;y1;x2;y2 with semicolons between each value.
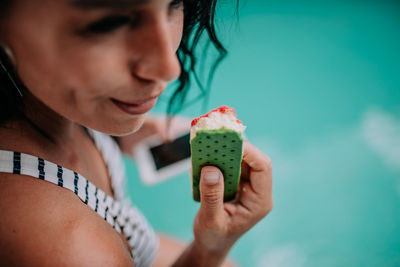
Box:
241;141;272;196
151;115;169;141
166;116;191;140
198;166;225;221
240;160;250;180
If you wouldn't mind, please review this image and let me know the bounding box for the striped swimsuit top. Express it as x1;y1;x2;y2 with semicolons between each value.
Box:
0;129;159;267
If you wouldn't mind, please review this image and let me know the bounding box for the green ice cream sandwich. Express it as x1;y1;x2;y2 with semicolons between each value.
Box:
190;106;246;202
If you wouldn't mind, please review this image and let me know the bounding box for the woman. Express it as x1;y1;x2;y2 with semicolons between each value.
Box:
0;0;273;266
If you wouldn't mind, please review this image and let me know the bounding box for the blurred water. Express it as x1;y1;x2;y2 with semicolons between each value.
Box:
124;1;400;266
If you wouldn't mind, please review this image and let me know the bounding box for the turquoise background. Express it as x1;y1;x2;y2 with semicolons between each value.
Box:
124;1;400;266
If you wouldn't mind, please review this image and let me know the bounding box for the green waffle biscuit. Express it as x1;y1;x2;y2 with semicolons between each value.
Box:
191;128;243;202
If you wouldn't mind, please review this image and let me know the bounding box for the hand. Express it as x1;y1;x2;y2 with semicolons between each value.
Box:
193;141;273;255
117;114;191;156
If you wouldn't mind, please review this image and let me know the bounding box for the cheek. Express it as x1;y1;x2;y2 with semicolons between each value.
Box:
8;17;125;105
12;38;134;135
14;35;127;113
3;3;179;135
173;12;184;51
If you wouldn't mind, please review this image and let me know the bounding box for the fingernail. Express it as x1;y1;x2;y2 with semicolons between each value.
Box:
204;171;220;185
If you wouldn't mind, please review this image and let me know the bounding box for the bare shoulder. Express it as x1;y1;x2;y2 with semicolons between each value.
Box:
0;173;134;267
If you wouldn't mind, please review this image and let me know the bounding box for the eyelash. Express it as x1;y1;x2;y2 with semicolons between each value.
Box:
85;0;184;34
85;16;131;34
170;0;184;9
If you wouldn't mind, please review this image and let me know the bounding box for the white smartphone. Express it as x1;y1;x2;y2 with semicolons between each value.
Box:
133;132;191;185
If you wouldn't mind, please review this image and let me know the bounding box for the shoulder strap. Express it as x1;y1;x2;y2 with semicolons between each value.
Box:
85;128;126;200
0;150;116;219
0;149;159;266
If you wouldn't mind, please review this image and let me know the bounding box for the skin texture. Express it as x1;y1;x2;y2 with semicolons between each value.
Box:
172;142;273;267
0;0;273;266
0;175;134;267
2;0;182;136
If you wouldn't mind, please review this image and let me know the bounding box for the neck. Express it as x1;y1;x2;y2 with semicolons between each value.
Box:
22;90;77;146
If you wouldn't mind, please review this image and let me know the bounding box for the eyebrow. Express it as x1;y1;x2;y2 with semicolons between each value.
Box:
69;0;152;9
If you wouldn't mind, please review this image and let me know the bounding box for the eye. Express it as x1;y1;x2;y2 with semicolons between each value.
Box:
85;15;131;34
169;0;183;9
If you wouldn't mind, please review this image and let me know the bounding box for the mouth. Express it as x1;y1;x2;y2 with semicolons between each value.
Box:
111;96;158;115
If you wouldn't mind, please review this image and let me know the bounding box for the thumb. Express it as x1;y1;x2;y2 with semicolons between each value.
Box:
199;166;225;219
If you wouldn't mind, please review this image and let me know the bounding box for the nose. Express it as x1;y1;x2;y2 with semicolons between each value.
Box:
130;15;182;83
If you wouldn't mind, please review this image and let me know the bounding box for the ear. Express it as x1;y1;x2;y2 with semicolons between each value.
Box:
0;44;17;67
0;44;23;97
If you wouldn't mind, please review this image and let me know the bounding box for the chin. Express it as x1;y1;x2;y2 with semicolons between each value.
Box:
89;115;146;137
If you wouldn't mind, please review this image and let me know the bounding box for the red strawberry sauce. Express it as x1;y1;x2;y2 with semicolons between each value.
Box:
191;105;242;127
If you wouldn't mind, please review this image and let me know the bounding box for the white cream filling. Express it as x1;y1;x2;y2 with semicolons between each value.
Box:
190;110;246;141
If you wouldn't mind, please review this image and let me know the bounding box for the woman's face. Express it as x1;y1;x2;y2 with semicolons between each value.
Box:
1;0;183;135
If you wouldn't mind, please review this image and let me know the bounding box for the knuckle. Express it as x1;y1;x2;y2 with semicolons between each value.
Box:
264;155;272;169
202;189;221;207
263;198;274;215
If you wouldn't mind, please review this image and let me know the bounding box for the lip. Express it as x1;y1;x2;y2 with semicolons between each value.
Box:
111;97;158;115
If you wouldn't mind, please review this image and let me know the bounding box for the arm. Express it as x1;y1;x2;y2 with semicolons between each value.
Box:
117;117;273;266
173;141;273;266
171;241;232;267
0;174;134;267
153;234;236;267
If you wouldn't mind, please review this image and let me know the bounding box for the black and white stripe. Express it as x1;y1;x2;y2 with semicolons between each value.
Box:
84;179;89;204
57;165;63;186
13;152;21;174
0;135;159;267
74;172;79;195
38;158;45;179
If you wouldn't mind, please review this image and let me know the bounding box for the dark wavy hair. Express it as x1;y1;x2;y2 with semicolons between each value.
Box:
0;0;232;126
